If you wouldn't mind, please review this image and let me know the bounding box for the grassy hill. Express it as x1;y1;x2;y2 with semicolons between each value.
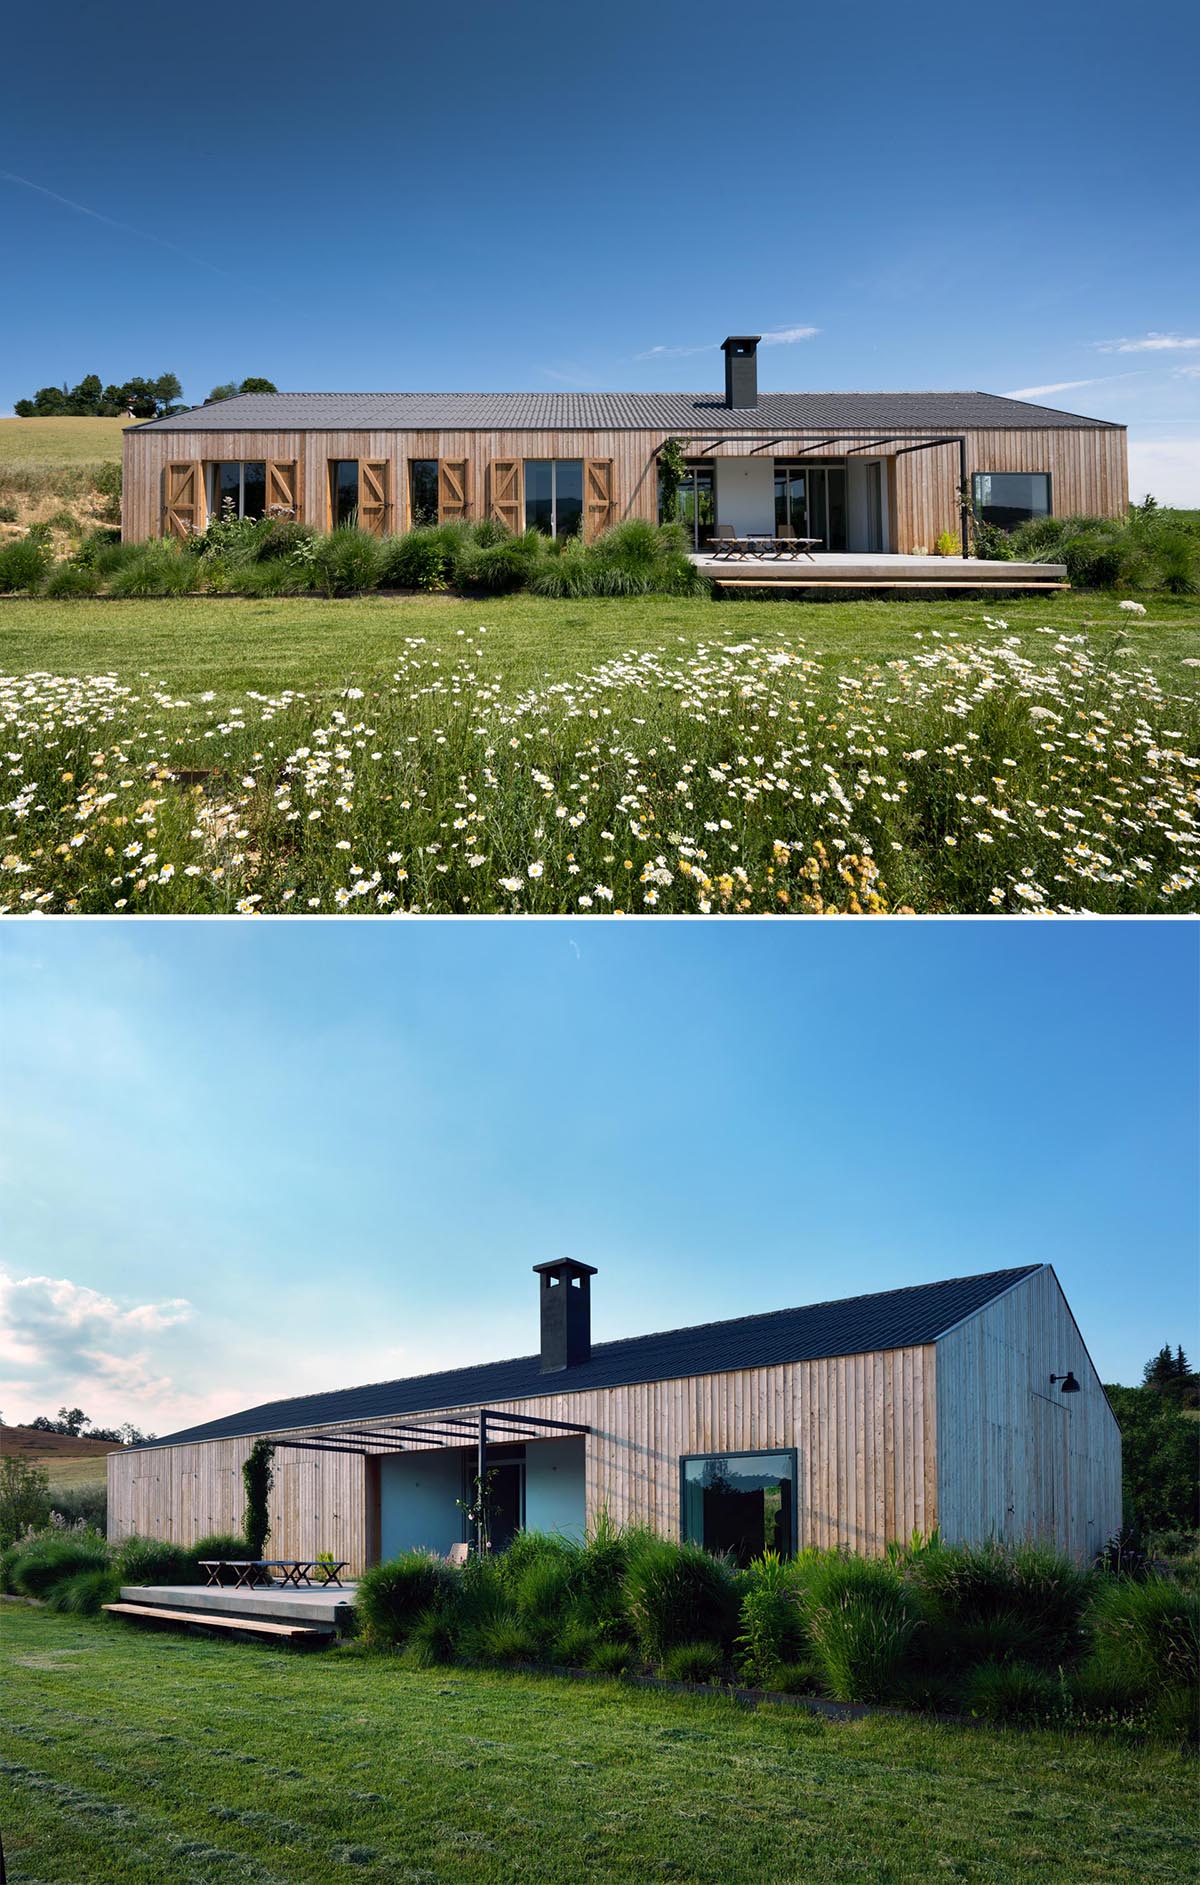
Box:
0;416;124;547
1;1422;122;1491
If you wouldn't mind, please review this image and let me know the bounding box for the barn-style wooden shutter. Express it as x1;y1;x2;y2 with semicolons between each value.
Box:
488;459;522;534
584;459;615;541
438;458;472;524
265;459;301;521
359;460;391;536
163;462;201;539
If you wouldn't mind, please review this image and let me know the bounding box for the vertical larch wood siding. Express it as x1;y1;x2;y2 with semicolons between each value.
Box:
108;1344;938;1573
123;424;1128;548
935;1267;1121;1562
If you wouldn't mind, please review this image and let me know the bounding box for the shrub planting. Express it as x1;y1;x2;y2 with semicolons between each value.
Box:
108;541;201;597
355;1551;457;1649
623;1538;741;1662
910;1539;1093;1668
962;1658;1069;1724
48;1483;107;1531
803;1559;919;1703
11;1529;111;1598
310;527;383;597
1084;1576;1199;1740
45;1565;122;1616
736;1552;808;1685
115;1536;198;1584
660;1640;726;1683
0;529;53;594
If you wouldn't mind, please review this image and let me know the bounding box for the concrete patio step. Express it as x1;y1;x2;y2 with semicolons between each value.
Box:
118;1582;357;1629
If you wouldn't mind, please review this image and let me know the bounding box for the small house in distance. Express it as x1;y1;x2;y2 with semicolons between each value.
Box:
121;335;1127;569
109;1262;1121;1571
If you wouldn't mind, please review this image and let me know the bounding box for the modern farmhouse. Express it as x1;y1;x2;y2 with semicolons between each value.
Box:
109;1261;1122;1572
122;336;1128;563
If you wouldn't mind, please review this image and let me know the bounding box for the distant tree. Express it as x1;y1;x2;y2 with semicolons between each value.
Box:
0;1457;52;1547
13;398;35;416
207;376;277;403
1143;1343;1200;1409
56;1406;89;1437
1106;1382;1199;1534
152;372;183;414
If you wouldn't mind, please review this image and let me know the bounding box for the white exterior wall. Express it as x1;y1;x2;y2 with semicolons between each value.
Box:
714;457;775;535
379;1450;465;1557
524;1436;586;1538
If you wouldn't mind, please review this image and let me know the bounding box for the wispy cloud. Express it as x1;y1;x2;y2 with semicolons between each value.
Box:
1175;365;1200;380
1096;332;1200;354
0;169;273;299
635;325;818;362
1003;373;1138;400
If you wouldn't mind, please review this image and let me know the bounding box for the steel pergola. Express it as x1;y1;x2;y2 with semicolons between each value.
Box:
269;1407;590;1555
655;432;971;555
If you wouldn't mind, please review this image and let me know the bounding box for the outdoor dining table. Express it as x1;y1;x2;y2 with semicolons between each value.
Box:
198;1558;350;1589
709;536;820;560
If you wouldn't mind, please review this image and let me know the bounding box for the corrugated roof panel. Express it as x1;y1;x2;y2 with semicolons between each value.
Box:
147;1264;1040;1448
130;391;1116;433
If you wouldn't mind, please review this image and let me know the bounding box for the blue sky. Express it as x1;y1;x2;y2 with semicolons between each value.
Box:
1;921;1195;1435
1;0;1198;500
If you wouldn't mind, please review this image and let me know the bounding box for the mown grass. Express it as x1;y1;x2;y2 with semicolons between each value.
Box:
1;591;1198;702
1;1603;1195;1885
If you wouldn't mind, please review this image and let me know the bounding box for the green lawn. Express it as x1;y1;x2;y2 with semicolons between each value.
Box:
0;1605;1195;1885
2;591;1198;703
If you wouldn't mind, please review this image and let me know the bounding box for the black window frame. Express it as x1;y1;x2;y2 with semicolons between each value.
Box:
206;460;267;522
971;471;1052;530
329;458;360;528
409;458;440;528
679;1446;799;1560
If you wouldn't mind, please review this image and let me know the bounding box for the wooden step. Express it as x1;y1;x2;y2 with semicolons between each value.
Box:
103;1602;331;1643
712;579;1070;591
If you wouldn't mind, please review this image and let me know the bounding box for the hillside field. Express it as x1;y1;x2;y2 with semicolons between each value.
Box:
1;1423;121;1490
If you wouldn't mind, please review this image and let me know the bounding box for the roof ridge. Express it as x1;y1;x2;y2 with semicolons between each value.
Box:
143;1264;1041;1448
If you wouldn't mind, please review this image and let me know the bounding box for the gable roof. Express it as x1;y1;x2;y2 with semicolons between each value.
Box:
146;1264;1040;1449
130;391;1117;434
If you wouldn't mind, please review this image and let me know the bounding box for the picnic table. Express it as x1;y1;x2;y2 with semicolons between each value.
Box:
198;1558;350;1589
709;535;820;561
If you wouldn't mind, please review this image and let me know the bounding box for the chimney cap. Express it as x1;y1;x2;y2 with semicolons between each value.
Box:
721;335;762;353
533;1258;598;1279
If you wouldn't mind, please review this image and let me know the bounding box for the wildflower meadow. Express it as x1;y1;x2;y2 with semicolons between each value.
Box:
2;619;1196;914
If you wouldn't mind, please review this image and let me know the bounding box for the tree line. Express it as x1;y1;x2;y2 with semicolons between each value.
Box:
13;373;278;419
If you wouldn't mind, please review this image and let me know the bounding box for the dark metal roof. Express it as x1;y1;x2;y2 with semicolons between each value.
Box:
147;1264;1040;1450
130;391;1117;433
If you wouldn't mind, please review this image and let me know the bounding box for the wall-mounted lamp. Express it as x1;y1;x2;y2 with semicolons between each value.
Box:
1050;1371;1081;1394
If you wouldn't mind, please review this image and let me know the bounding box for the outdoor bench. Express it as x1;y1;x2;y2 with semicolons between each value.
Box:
197;1558;349;1589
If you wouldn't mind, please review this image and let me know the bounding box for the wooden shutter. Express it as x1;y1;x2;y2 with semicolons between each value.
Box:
438;458;472;523
265;459;301;520
584;459;615;541
163;462;201;539
488;459;522;534
359;460;391;536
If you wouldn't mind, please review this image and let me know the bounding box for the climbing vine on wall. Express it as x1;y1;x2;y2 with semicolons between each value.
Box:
242;1439;276;1557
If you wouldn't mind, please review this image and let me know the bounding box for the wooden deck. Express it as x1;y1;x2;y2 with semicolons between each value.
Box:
694;553;1067;591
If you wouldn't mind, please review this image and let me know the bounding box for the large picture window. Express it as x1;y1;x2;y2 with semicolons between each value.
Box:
525;460;583;539
206;461;266;522
972;472;1051;530
680;1449;796;1564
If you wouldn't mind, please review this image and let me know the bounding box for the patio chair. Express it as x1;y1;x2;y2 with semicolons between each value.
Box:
710;523;742;560
446;1542;470;1566
773;524;803;558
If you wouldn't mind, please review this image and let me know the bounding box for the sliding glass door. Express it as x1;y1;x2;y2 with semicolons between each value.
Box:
774;462;847;551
